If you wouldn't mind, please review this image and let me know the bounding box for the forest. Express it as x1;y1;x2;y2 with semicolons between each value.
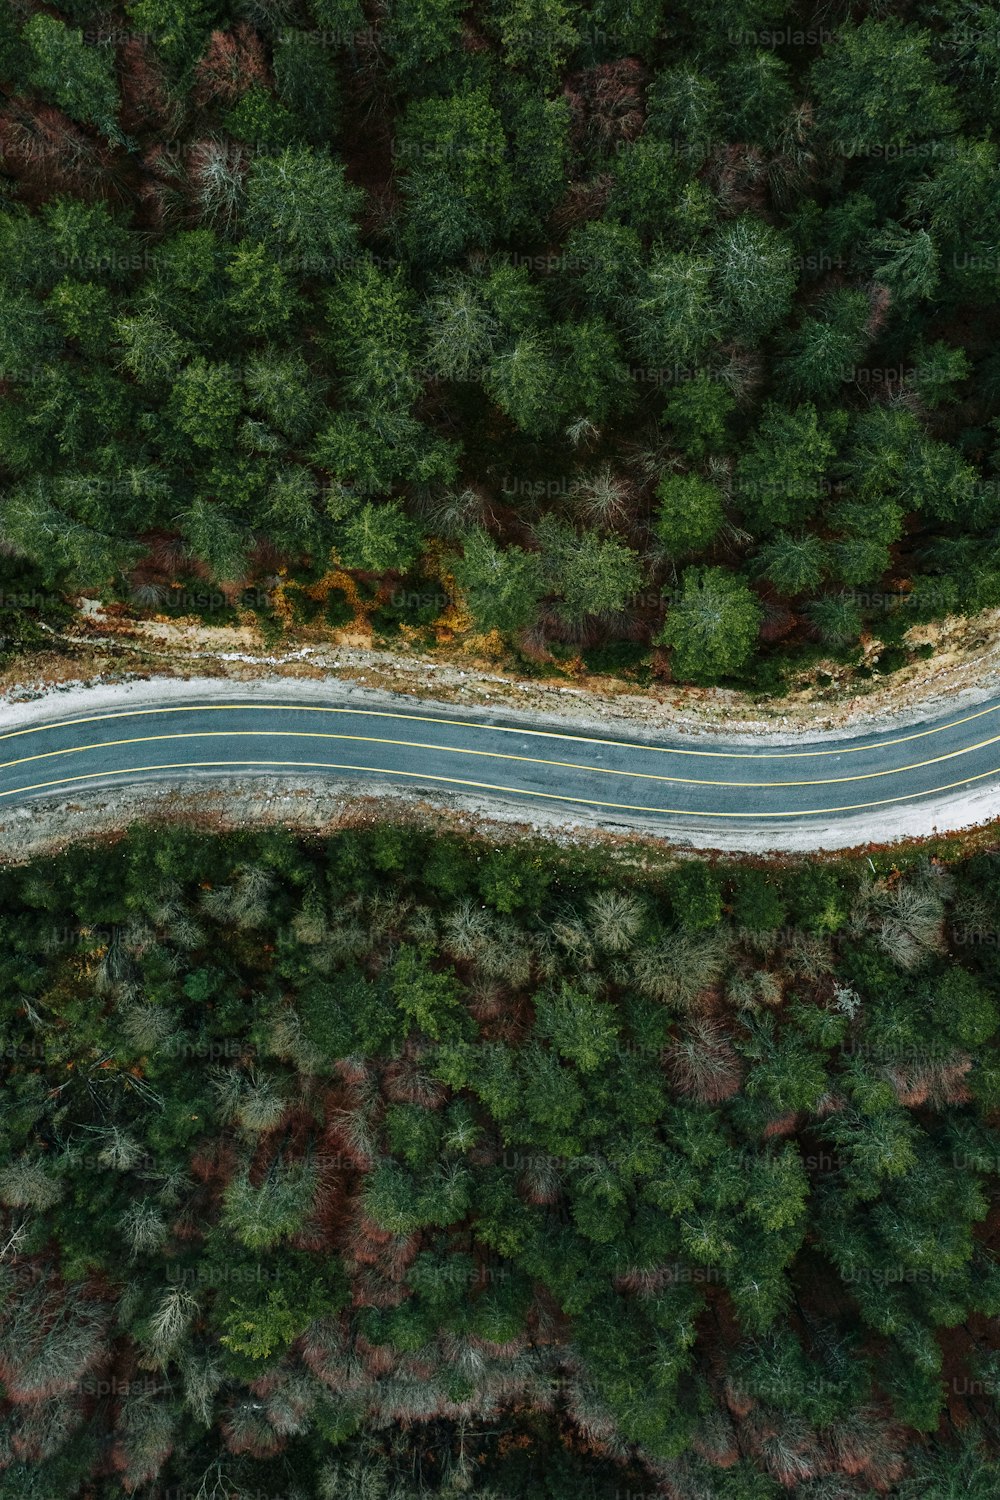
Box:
0;822;998;1496
2;1;1000;684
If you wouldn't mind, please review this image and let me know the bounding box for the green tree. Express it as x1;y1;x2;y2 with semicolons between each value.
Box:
911;342;970;408
535;984;620;1073
222;87;296;149
632;251;719;369
555;319;634;429
167;359;243;451
646;65;721;148
178;497;248;581
607;140;687;235
490;0;579;71
43;199;136;284
502;83;571;234
712;217;797;345
313;409;449;496
221;1158;318;1250
24;15;119;134
324;260;418;407
397;88;511;261
336;501;422;573
452;530;545;635
140;229;229;341
243;148;362;269
383;0;467;74
308;0;366;33
220;1287;311;1361
567;220;643;322
47;281;114;359
810;19;958;155
244;353;326;444
422;272;498;382
114;313;190;386
666;864;723;931
871;225;940;305
732;870;786;932
478;847;550;915
720;50;796;150
663;374;734;459
897;1429;1000;1498
0;482;141;588
658;567;763;684
225;243;301;337
756;533;828;597
484;333;561;438
273;27;340;143
736;402;837;535
654;473;725;556
829;534;890;588
390;945;464;1041
807;592;863;647
906;440;978;526
777;289;870;400
125;0;219;70
907;140;1000;293
536;517;643;623
846;407;976;525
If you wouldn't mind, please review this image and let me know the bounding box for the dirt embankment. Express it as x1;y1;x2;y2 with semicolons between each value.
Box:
6;597;1000;741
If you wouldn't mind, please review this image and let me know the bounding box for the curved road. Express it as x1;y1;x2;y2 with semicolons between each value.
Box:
2;687;1000;848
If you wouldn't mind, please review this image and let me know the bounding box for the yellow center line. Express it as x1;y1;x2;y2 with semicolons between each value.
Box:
2;727;1000;789
0;698;997;761
2;757;999;819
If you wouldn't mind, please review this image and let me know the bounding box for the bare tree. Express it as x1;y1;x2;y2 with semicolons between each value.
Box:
850;869;947;970
0;1160;63;1211
666;1018;742;1102
146;1286;199;1366
587;889;647;953
631;929;731;1009
118;1198;169;1256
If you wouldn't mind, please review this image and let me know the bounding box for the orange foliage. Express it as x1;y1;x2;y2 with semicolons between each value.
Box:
193;24;270;108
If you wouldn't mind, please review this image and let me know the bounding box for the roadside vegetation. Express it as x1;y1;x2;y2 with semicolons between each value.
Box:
2;3;1000;687
1;824;999;1495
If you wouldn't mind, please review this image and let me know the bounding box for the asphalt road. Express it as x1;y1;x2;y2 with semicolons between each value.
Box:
2;692;1000;834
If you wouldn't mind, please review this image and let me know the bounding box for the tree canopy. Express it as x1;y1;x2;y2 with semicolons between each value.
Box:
0;826;997;1494
0;0;997;690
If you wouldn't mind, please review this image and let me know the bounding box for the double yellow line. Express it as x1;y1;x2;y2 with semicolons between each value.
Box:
2;699;999;757
0;701;998;820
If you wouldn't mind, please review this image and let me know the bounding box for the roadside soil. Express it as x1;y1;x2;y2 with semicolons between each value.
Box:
5;596;1000;741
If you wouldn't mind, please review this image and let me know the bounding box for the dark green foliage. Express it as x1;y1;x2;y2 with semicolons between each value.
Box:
655;473;725;556
810;19;958;155
1;0;999;689
0;827;996;1494
243;147;363;267
451;530;545;634
737;403;837;536
731;870;786;933
23;15;119;133
659;567;763;683
336;500;422;573
667;863;723;931
396;87;511;262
